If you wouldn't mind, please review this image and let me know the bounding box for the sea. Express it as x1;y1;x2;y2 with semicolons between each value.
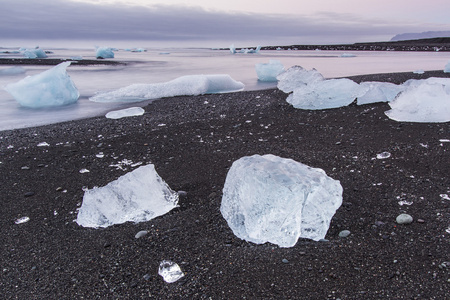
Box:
1;45;449;131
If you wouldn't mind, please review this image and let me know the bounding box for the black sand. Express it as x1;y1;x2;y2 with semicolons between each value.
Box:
1;71;449;299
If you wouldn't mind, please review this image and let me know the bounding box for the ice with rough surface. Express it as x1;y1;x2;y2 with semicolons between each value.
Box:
255;60;285;82
277;66;324;93
23;48;47;59
96;47;114;59
385;77;450;122
158;260;185;283
357;81;405;105
286;78;364;110
444;60;450;73
4;62;79;108
76;164;179;228
90;74;244;102
105;107;145;119
220;154;343;247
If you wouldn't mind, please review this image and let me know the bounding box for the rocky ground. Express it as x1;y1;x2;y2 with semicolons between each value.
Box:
0;71;449;299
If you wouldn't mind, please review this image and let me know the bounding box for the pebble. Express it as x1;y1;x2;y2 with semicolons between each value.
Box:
339;230;351;238
417;219;425;223
24;192;35;197
396;213;413;224
282;258;289;264
135;230;148;239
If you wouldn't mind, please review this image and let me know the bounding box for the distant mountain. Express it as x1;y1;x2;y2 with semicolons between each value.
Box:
391;31;450;41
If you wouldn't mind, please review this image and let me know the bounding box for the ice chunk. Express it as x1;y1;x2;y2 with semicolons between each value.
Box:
229;44;236;54
277;66;324;93
385;78;450;122
90;74;244;103
76;164;179;228
220;154;343;247
413;69;425;74
105;107;145;119
0;66;26;76
255;60;285;82
96;47;114;59
158;260;185;283
4;62;79;108
340;53;356;57
22;48;47;59
15;216;30;224
357;82;405;105
444;60;450;73
286;78;364;110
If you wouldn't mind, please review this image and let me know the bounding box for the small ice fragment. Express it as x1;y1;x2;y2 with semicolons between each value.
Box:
398;200;413;206
79;168;90;173
439;139;450;143
37;142;50;147
0;66;26;76
340;53;356;57
376;152;391;159
440;194;450;201
96;153;104;158
446;227;450;234
413;69;425;74
158;260;185;283
15;216;30;224
105;107;145;119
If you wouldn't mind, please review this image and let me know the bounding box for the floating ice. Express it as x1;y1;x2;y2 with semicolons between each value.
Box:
0;67;26;76
90;74;244;103
220;154;343;247
105;107;145;119
444;60;450;73
277;66;324;93
385;78;450;122
255;60;285;82
22;48;47;59
357;82;405;105
158;260;185;283
286;78;364;110
96;47;114;59
4;62;79;108
340;53;356;57
76;164;179;228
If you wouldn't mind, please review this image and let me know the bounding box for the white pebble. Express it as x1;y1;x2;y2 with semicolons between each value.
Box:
396;214;413;224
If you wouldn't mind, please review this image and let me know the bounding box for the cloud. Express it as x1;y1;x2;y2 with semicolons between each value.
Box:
1;0;447;45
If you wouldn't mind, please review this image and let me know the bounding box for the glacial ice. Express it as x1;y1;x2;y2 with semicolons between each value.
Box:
385;78;450;122
220;154;343;247
158;260;185;283
96;47;115;59
105;107;145;119
444;60;450;73
76;164;179;228
357;81;405;105
0;67;26;76
22;48;47;59
90;74;244;103
4;62;79;108
277;66;324;93
255;60;285;82
286;78;364;110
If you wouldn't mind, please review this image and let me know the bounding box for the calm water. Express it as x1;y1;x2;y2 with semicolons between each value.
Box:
1;46;449;131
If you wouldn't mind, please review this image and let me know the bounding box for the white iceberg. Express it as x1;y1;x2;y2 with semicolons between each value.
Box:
444;60;450;73
286;78;364;110
357;81;405;105
255;60;285;82
22;48;47;59
220;154;343;247
90;74;244;103
4;62;79;108
96;47;115;59
277;66;324;93
76;164;179;228
105;107;145;119
385;78;450;123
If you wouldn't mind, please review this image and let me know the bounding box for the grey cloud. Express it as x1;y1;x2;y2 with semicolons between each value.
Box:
0;0;444;44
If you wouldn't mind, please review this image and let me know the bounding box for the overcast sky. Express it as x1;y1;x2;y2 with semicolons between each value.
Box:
2;0;449;47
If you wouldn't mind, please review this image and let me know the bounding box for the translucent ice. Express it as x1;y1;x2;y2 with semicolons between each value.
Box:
255;60;285;82
90;74;244;103
385;78;450;122
220;154;343;247
4;62;79;108
22;48;47;59
444;60;450;73
105;107;145;119
357;82;405;105
96;47;114;59
76;164;179;228
158;260;185;283
286;78;364;110
0;67;26;76
277;66;324;93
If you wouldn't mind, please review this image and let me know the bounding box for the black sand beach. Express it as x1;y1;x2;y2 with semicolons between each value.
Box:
1;70;449;299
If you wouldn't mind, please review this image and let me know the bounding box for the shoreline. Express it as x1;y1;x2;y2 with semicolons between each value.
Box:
1;71;449;298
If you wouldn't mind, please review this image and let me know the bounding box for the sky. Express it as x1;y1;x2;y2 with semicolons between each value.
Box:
1;0;449;48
